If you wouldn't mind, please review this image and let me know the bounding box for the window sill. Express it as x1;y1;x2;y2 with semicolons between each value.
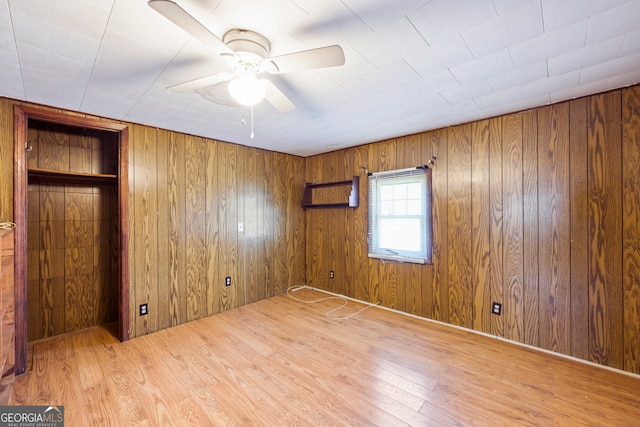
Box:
368;253;430;264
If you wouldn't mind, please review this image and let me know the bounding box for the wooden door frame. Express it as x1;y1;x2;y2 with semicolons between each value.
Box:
13;105;130;375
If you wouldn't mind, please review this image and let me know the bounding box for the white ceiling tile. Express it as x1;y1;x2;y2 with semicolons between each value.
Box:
606;68;640;89
466;94;551;122
2;0;640;156
488;60;548;92
404;35;474;77
369;86;416;109
289;0;372;48
493;0;532;15
404;99;478;125
22;80;84;111
316;101;384;130
206;0;307;43
353;17;429;68
509;19;588;68
361;60;421;90
266;71;341;107
12;11;101;65
440;80;493;104
306;79;377;113
0;0;15;52
621;28;640;56
112;0;190;54
548;35;624;76
463;0;543;57
402;69;460;97
10;0;111;41
580;52;640;84
474;85;524;108
341;0;431;30
0;53;24;98
315;47;377;86
0;0;22;99
16;43;92;88
541;0;631;32
586;1;640;45
288;0;346;17
549;78;609;103
450;49;514;84
408;0;496;44
521;71;581;98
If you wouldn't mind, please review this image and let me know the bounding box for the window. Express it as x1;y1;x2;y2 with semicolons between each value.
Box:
368;166;433;264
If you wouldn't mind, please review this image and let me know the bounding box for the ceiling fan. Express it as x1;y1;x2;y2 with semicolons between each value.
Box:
148;0;346;113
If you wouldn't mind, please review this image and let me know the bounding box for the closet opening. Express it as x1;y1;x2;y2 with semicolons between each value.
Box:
13;106;130;375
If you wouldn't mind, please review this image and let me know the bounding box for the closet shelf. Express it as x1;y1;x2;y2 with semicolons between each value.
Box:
302;176;359;208
28;167;117;185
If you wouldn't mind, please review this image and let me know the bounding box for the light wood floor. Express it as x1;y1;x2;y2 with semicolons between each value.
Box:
10;288;640;426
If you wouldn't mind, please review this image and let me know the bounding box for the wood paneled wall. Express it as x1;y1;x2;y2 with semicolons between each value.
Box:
0;98;306;341
128;126;305;337
3;85;640;374
305;85;640;375
26;121;119;341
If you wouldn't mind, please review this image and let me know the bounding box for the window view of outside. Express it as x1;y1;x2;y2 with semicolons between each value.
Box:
378;180;423;253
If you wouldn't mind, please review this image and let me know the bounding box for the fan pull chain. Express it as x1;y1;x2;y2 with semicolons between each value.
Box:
250;105;255;139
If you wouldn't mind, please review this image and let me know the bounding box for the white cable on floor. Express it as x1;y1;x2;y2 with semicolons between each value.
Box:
286;285;381;320
0;222;16;230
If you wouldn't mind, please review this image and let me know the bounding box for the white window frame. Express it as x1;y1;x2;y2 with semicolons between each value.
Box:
368;166;433;264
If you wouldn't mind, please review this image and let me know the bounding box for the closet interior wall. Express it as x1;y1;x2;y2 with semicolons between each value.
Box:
26;120;118;341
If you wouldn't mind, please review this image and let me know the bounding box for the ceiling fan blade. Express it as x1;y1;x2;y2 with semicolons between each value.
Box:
148;0;234;57
268;45;345;74
167;73;234;92
264;81;295;113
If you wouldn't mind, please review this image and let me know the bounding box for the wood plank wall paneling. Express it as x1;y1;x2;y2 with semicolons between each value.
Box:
353;145;369;304
132;124;159;337
588;92;623;369
124;125;304;336
3;85;640;376
119;126;302;335
489;118;504;337
503;113;524;343
186;135;207;321
537;103;571;354
427;129;448;322
371;139;398;308
304;85;640;375
569;98;589;361
471;120;491;333
623;86;640;373
522;109;540;348
447;124;473;328
242;148;258;304
205;138;220;315
156;129;170;331
1;98;305;346
167;131;187;327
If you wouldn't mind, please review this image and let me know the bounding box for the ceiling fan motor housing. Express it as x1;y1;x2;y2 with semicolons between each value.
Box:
223;29;271;62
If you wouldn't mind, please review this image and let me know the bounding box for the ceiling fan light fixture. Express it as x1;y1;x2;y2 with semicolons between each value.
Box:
228;73;266;106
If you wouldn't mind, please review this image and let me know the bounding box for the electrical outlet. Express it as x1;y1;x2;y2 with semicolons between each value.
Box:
238;223;244;232
140;303;148;316
225;276;231;286
329;270;334;279
491;302;502;315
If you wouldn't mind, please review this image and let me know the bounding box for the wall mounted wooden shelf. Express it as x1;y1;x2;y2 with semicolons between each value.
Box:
28;167;117;186
302;176;359;208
